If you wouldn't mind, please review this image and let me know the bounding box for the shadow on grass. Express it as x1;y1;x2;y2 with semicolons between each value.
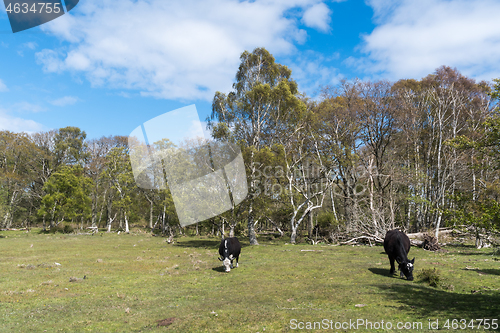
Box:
451;250;499;256
445;243;477;249
212;266;227;273
443;243;500;256
174;238;253;249
375;284;500;318
368;267;400;279
463;268;500;276
174;239;222;249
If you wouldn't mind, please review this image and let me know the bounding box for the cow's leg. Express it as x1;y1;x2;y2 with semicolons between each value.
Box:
235;256;239;268
389;256;395;275
230;260;233;269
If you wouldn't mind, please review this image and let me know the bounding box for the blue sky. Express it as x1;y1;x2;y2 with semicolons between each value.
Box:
1;0;500;139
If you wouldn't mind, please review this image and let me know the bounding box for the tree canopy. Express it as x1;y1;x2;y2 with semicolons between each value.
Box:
1;52;499;248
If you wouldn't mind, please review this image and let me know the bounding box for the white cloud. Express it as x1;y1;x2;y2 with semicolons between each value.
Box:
23;42;38;50
17;42;39;57
302;3;331;32
50;96;79;106
357;0;500;81
35;0;334;101
0;79;7;92
36;49;66;73
14;102;46;113
0;108;44;133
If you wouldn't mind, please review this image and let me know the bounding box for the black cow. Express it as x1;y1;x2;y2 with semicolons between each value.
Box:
218;237;241;272
383;229;415;281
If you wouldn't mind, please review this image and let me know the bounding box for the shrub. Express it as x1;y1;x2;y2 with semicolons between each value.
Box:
48;224;74;234
48;225;63;234
419;268;440;287
63;224;74;234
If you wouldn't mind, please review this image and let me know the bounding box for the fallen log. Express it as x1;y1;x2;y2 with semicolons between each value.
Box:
340;235;383;246
406;229;454;239
410;240;423;247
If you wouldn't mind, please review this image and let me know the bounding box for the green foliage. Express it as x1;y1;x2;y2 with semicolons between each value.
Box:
233;220;244;235
209;47;306;151
0;131;39;227
208;48;307;243
0;184;6;216
54;126;88;166
63;224;74;233
316;211;340;230
445;185;500;233
490;78;500;101
419;268;441;287
102;147;135;216
38;165;92;225
46;225;61;233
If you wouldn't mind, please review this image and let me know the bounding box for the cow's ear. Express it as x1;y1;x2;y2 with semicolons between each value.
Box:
411;257;415;264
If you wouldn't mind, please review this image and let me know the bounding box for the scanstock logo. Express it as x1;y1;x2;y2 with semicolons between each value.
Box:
128;105;248;227
3;0;79;33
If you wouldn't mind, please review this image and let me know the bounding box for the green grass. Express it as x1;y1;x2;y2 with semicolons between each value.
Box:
1;230;499;332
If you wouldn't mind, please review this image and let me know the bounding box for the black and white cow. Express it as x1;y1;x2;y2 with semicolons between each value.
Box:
383;229;415;281
218;237;241;273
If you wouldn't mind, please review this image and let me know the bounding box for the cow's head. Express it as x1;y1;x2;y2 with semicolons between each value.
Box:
219;255;234;272
398;257;415;281
219;254;234;273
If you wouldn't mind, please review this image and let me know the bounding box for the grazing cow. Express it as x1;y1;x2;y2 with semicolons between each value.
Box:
218;237;241;272
383;229;415;281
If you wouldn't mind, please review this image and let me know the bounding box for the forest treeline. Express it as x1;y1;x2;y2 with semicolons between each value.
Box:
1;48;500;246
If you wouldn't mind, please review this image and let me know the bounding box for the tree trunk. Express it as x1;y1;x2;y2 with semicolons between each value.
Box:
3;190;19;229
307;210;314;238
330;186;338;222
98;188;107;228
290;227;298;244
50;202;56;229
247;200;259;245
145;194;153;229
475;227;483;249
106;212;116;233
124;211;129;233
368;158;378;236
3;211;11;229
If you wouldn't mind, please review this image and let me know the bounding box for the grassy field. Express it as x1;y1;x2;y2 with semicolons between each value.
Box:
1;229;499;332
